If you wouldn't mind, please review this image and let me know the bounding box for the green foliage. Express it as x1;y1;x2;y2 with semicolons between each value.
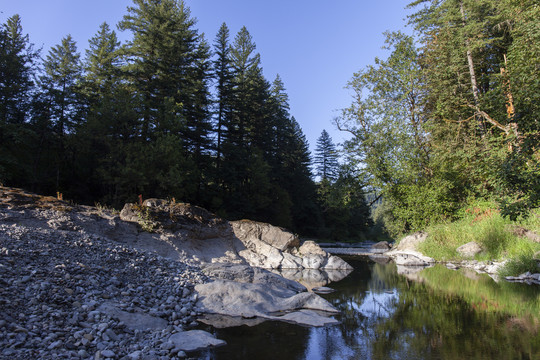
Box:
500;255;540;278
418;201;540;263
338;0;540;238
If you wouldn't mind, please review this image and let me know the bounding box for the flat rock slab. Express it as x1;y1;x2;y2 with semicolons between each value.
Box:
168;330;226;352
195;279;338;327
98;303;168;331
386;250;435;266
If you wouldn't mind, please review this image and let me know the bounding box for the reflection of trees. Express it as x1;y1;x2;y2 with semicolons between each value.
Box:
201;258;540;360
370;269;540;359
314;259;540;360
371;286;540;359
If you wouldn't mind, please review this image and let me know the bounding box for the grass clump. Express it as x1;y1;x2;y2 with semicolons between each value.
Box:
500;255;540;277
418;200;540;269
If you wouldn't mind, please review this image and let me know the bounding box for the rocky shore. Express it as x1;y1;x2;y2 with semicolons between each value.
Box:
325;232;539;284
0;187;350;359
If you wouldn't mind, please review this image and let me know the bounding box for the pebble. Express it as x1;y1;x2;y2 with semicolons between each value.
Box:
0;203;209;359
101;349;115;357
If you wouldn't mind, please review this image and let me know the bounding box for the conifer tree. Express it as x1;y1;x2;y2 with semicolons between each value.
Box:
0;14;39;186
36;35;82;192
314;130;339;182
212;23;234;168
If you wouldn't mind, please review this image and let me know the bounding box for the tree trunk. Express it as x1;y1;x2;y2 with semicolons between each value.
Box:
460;1;484;133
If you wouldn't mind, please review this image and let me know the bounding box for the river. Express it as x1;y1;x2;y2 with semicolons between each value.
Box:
195;256;540;359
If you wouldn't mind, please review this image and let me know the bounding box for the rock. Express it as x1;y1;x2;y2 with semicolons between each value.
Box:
505;272;540;284
456;241;484;258
198;314;268;328
312;286;335;294
98;303;168;331
302;254;326;269
391;232;428;252
298;241;326;256
231;220;300;251
168;330;226;352
101;349;115;358
278;309;339;327
47;340;62;349
323;255;354;270
371;241;392;250
387;250;435;266
195;279;338;327
511;226;540;243
127;350;142;360
275;268;352;289
201;263;306;293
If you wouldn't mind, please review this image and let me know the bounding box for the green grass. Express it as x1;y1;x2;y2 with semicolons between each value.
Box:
417;201;540;276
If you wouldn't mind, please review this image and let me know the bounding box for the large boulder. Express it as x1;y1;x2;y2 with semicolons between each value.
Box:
195;279;339;327
392;232;428;252
231;220;300;251
456;241;484;258
385;232;434;266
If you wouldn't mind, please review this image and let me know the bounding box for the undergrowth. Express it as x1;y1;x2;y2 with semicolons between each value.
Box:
417;200;540;276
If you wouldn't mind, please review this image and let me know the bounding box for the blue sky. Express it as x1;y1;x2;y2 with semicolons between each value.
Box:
1;0;413;154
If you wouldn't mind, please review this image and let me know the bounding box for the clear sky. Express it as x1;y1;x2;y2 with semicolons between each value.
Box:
1;0;413;154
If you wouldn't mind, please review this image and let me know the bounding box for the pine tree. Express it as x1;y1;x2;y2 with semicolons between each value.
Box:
36;35;82;193
0;15;38;125
212;23;234;168
75;22;139;204
314;130;339;182
118;0;212;202
40;35;82;138
0;14;39;186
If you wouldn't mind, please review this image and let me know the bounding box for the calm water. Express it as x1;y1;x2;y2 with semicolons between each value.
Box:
197;256;540;360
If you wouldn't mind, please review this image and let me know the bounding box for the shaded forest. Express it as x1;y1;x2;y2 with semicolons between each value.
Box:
0;0;372;239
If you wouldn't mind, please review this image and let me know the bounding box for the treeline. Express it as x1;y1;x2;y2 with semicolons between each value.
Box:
338;0;540;235
0;0;371;238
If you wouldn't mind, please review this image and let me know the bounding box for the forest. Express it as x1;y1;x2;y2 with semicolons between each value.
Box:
0;0;371;239
1;0;539;242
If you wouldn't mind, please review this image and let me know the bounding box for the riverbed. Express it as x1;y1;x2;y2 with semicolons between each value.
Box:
196;256;540;359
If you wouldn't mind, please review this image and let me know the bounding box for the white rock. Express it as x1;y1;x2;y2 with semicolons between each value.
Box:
168;330;226;352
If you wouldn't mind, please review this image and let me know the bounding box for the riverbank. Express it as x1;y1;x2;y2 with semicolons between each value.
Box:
0;186;350;359
322;225;540;284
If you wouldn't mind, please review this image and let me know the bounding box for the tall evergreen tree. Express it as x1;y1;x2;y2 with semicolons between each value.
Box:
212;23;234;169
36;35;82;192
118;0;211;202
76;22;139;204
314;130;339;182
0;14;39;186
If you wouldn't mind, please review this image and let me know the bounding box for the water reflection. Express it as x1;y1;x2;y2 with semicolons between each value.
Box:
200;256;540;360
